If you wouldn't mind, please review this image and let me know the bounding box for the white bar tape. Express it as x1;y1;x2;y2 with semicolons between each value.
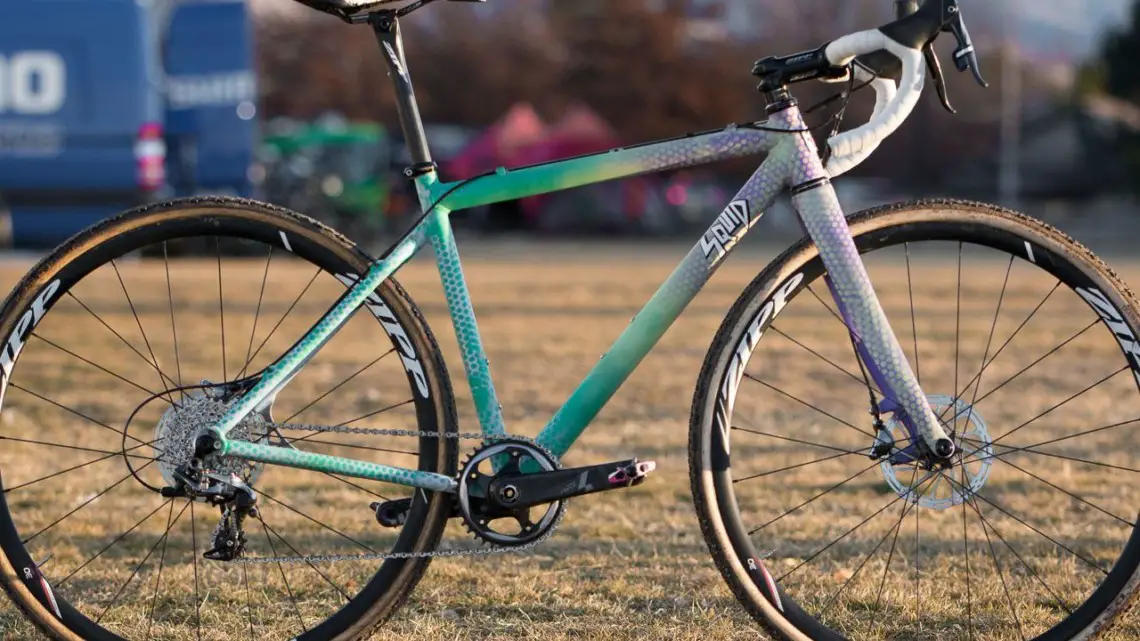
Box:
823;29;925;160
825;66;896;177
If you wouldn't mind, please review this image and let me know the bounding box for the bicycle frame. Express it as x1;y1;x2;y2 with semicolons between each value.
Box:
205;16;938;494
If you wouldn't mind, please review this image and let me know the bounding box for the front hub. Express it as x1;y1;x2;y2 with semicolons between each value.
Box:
877;394;994;509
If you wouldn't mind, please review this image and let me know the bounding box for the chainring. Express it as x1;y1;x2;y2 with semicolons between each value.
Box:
457;439;566;547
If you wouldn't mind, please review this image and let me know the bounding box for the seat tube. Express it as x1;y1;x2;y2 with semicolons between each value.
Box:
770;93;955;457
424;208;508;438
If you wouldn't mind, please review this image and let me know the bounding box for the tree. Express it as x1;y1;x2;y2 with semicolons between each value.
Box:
1083;0;1140;186
1101;1;1140;103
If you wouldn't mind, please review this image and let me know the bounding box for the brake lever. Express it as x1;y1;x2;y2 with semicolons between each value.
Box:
923;43;955;114
945;7;988;87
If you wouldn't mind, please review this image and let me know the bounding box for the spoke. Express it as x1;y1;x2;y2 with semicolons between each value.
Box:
974;494;1026;640
243;267;322;372
913;477;920;624
163;241;184;396
112;259;176;406
743;373;874;439
989;455;1134;526
958;465;973;640
961;434;1140;475
94;499;189;625
732;424;888;455
257;488;379;554
66;291;179;392
22;459;157;544
777;472;934;583
961;490;1074;615
240;247;274;380
65;289;181;394
4;438;161;494
217;237;228;382
990;365;1128;447
145;501;183;640
282;349;395;423
58;498;173;586
0;435;157;461
819;472;930;621
965;256;1013;413
734;451;858;483
958;320;1100;419
954;242;962;415
944;475;1109;576
259;514;352;602
812;279;884;416
870;466;920;622
31;334;173;406
190;501;202;641
904;243;921;384
9;382;148;446
748;459;883;535
807;284;845;328
259;516;307;633
323;472;391;501
939;281;1065;422
962;417;1140;467
769;325;888;400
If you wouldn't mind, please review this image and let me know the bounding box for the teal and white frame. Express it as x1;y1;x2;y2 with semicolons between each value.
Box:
205;15;947;494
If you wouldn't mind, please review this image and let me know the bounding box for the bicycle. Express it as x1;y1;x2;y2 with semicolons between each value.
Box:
2;0;1140;638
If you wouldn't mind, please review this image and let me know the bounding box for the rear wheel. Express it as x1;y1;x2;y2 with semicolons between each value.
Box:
691;200;1140;640
0;197;458;640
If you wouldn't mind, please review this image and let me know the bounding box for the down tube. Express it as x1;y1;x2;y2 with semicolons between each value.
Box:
535;143;798;458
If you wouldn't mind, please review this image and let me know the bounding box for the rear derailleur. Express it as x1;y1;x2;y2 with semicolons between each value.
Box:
161;457;259;562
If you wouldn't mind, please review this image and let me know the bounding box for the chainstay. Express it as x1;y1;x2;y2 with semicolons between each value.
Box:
231;421;563;564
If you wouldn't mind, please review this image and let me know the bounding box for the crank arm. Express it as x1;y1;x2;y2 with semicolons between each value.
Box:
488;458;656;510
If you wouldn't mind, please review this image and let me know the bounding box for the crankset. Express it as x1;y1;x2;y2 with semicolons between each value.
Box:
486;457;655;510
456;438;655;546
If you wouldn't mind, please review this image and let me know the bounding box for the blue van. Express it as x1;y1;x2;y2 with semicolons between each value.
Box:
162;0;259;199
0;0;166;248
0;0;259;248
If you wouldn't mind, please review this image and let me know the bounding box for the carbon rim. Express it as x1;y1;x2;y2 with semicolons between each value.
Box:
699;205;1140;640
0;201;454;641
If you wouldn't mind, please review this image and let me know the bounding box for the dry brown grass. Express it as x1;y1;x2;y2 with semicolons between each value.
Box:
0;239;1137;640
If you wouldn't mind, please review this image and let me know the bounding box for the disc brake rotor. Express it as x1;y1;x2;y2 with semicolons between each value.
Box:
880;394;994;509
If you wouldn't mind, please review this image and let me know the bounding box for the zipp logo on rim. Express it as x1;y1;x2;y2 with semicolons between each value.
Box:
715;272;804;454
336;274;430;398
0;279;60;382
701;200;752;266
1076;286;1140;386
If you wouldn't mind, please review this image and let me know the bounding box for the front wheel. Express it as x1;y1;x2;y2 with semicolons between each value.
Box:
691;200;1140;640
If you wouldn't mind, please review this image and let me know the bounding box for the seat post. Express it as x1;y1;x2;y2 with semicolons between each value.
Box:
370;14;433;167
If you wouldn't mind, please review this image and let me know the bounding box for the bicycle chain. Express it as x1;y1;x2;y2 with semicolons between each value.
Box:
231;421;563;565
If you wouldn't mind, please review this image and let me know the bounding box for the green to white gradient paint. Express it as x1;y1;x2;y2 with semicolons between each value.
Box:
204;120;883;491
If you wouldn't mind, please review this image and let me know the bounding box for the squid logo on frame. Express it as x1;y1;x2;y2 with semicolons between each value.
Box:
701;200;752;266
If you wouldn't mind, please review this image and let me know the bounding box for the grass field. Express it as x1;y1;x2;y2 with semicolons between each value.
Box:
0;237;1138;640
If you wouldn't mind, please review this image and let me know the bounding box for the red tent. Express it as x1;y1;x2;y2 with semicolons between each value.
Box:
514;103;620;165
445;103;547;179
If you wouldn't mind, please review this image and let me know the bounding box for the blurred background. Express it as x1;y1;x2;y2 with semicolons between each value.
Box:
1;0;1139;253
4;4;1140;638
